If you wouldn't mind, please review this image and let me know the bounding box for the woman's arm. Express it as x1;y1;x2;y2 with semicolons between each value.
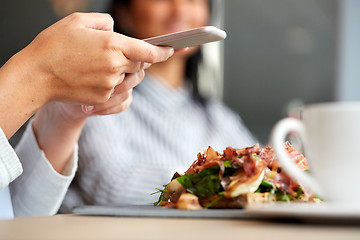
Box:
31;103;86;174
0;54;46;139
10;71;146;216
0;12;174;140
10;122;78;217
31;70;146;174
1;12;173;216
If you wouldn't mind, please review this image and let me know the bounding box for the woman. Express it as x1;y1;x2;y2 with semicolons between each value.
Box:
61;0;257;210
0;12;173;218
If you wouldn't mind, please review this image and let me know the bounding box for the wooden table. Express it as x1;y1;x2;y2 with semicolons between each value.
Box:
0;215;360;240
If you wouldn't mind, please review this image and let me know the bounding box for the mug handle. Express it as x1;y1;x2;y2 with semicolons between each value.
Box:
270;118;324;197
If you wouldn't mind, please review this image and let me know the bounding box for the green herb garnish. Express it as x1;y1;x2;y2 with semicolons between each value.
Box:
152;185;168;206
176;166;222;198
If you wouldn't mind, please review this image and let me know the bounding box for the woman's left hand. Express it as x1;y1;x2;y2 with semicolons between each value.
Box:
32;70;146;174
55;70;145;121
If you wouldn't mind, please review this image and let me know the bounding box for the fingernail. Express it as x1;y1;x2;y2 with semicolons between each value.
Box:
143;63;152;69
169;48;174;57
117;73;125;85
110;88;115;96
81;105;94;113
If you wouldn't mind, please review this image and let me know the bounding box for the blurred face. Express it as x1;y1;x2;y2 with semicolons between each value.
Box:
125;0;210;39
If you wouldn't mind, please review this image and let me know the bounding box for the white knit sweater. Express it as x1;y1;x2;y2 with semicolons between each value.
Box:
0;126;22;219
61;75;257;212
0;122;78;218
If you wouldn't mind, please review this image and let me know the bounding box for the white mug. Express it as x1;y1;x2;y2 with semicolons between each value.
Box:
270;101;360;204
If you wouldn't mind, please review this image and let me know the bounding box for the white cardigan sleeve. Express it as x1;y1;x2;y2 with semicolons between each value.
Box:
10;121;78;217
0;127;22;191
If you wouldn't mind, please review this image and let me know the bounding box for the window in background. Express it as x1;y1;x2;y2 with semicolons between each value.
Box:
335;0;360;101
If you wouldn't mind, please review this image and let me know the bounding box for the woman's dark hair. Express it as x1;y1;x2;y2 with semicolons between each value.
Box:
109;0;212;105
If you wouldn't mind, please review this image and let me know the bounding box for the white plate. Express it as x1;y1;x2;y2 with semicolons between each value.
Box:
73;205;254;219
246;202;360;223
73;203;360;224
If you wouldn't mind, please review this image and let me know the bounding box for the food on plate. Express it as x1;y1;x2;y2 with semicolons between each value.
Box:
153;143;320;210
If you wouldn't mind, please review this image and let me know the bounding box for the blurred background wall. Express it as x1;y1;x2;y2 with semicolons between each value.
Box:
223;0;337;144
1;0;359;146
335;0;360;101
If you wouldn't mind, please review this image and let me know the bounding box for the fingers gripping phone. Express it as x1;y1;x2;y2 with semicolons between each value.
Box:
143;26;227;50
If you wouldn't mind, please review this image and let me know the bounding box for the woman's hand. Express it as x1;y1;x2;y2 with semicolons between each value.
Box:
60;70;146;120
19;12;173;105
31;71;146;174
0;12;173;138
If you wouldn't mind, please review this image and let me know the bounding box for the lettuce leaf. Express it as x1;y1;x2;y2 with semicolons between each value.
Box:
176;166;222;198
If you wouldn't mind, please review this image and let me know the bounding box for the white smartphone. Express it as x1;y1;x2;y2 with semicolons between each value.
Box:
143;26;227;50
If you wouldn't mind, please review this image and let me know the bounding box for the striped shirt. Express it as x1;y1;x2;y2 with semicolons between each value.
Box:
61;74;257;211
